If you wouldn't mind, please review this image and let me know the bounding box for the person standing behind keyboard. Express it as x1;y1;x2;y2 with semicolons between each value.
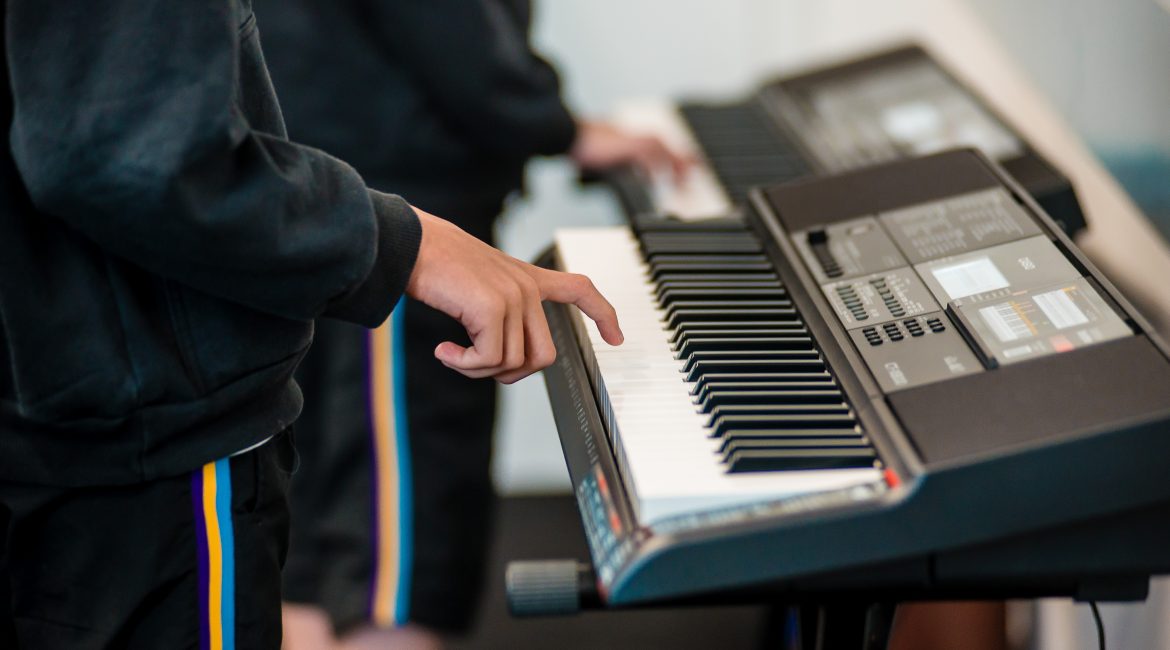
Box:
254;1;687;648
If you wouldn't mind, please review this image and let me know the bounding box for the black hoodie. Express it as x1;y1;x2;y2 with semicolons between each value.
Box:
254;0;577;213
0;0;421;485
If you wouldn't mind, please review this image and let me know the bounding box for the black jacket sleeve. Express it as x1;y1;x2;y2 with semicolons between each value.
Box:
361;0;578;160
6;0;420;328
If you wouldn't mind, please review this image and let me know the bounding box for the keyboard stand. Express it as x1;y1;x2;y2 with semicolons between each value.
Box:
761;603;895;650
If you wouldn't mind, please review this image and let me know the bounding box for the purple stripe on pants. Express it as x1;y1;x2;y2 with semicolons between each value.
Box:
192;468;210;650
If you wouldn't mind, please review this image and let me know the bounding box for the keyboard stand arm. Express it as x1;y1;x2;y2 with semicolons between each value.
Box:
762;602;895;650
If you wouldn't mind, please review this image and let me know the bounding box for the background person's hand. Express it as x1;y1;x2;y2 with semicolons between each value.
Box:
404;208;623;384
569;119;693;182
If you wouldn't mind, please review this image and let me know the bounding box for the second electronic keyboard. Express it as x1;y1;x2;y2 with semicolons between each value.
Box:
604;44;1087;237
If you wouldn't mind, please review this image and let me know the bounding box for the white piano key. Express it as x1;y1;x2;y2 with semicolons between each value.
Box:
611;99;736;221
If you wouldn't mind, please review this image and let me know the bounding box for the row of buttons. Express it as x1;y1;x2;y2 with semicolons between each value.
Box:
836;284;868;321
870;278;906;318
882;322;904;342
862;317;947;346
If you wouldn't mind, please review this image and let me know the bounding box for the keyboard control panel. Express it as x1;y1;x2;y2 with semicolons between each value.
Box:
789;186;1131;392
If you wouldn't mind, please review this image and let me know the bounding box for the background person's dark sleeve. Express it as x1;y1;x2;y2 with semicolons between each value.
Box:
6;0;419;328
361;0;578;160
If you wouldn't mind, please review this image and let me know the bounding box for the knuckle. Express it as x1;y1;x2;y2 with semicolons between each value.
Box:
483;348;504;368
535;346;557;368
519;275;540;301
572;273;595;292
482;299;507;321
503;282;523;306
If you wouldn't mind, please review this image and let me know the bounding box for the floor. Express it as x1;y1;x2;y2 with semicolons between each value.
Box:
449;495;768;650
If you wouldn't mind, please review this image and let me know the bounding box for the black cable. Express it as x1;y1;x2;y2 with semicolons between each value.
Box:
1089;601;1106;650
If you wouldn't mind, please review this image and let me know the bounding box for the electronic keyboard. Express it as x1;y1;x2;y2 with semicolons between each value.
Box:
508;150;1170;617
603;44;1087;237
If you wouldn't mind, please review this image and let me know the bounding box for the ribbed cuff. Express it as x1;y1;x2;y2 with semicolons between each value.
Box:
324;192;422;327
544;104;579;156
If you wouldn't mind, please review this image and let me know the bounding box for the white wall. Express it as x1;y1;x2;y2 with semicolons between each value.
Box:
967;0;1170;152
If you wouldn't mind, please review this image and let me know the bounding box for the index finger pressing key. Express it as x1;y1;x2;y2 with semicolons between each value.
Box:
530;267;624;346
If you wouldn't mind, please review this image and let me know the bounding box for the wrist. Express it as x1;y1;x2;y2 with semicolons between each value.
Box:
325;192;422;327
405;208;437;298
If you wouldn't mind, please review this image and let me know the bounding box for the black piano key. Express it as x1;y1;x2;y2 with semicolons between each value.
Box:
652;273;780;283
664;299;793;318
695;380;837;393
694;134;792;151
684;129;777;146
648;253;769;266
657;288;790;308
667;309;798;330
670;324;809;345
642;230;755;238
708;158;803;176
717;436;871;457
709;413;858;438
640;232;757;242
673;333;813;354
655;278;782;290
706;403;851;425
680;350;820;374
635;212;749;228
691;373;834;397
674;336;814;357
649;260;775;279
697;389;844;413
716;430;867;455
656;281;785;297
725;449;877;473
656;284;785;304
640;236;761;256
685;359;826;383
679;103;811;203
693;380;839;403
702;140;789;156
643;244;763;258
640;231;754;237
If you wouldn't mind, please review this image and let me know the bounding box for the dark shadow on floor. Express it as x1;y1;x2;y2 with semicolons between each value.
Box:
450;495;766;650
